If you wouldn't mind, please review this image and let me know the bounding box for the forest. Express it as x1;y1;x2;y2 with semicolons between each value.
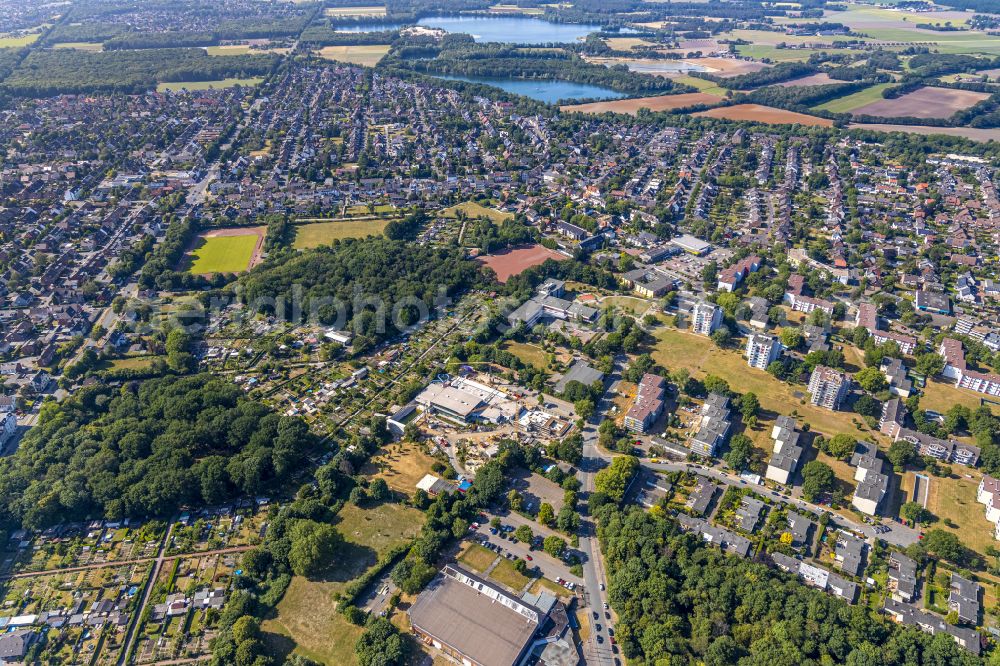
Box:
1;48;278;96
237;237;485;351
0;375;316;530
596;505;982;666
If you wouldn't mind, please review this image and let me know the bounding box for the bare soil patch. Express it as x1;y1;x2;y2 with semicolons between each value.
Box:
561;92;721;115
694;103;833;126
477;244;567;283
852;86;991;119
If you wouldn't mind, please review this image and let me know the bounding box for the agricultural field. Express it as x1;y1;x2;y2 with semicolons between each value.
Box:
773;72;837;87
156;77;263;92
185;227;264;274
694;104;834;126
324;5;387;16
561;92;721;115
813;83;894;113
291;219;390;249
317;44;391;67
440;200;512;223
205;44;251;56
490;4;545;14
604;36;658;51
847;122;1000;142
850;86;991;119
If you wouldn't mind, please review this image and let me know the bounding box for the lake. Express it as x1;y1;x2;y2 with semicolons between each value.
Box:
437;74;626;103
416;15;605;44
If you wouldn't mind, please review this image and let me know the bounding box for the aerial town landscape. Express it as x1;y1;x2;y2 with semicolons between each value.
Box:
5;0;1000;665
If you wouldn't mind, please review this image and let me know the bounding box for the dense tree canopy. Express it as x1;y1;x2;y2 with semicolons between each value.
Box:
239;237;484;350
597;505;980;666
0;374;315;529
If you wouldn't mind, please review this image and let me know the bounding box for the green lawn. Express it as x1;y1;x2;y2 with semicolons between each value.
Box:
673;75;727;97
489;558;532;591
440;201;513;223
601;295;651;315
292;220;390;249
156;77;263;92
813;83;893;113
458;543;498;573
187;234;258;274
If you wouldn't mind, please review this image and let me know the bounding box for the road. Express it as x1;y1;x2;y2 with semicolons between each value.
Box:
574;355;627;666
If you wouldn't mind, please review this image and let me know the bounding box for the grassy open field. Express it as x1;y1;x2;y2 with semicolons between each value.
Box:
921;378;1000;415
0;33;39;48
108;356;163;370
652;327;872;441
735;44;860;62
292;219;389;249
361;443;439;497
813;83;893;113
440;200;512;223
52;41;103;52
673;75;728;97
501;340;549;368
317;45;391;67
156;77;263;92
925;470;996;556
262;503;423;665
601;295;651;315
187;233;259;274
489;558;532;591
457;543;497;573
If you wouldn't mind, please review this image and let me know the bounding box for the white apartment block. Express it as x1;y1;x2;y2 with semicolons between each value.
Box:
691;301;723;336
746;333;781;370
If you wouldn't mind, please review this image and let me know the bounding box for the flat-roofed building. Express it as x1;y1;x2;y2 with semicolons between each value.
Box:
691;301;722;336
409;565;551;666
671;233;712;256
808;365;849;410
746;332;781;370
